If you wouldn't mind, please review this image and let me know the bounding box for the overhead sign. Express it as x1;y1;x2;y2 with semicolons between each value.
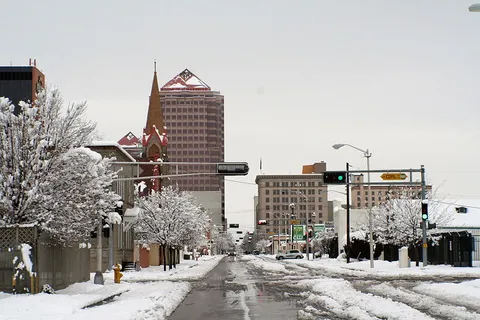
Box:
381;173;407;180
290;220;301;225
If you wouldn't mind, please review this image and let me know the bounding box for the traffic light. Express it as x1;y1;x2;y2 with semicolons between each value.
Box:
323;171;347;185
421;203;428;220
216;162;249;176
257;220;267;225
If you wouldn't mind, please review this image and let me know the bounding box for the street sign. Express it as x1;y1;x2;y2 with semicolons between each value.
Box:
380;173;407;180
290;220;301;225
268;231;275;235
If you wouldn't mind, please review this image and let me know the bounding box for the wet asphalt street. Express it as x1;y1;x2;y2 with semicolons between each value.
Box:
168;256;480;320
167;256;298;320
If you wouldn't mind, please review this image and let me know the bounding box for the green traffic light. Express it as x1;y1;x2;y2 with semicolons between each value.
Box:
338;176;344;181
422;214;428;220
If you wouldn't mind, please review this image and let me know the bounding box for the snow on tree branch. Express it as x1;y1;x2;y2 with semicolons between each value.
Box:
134;185;209;248
0;88;120;245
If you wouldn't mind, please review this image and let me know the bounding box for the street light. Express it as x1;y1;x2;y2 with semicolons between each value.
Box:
333;143;374;268
469;4;480;12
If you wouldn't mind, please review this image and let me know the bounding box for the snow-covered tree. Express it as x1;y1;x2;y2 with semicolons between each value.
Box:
0;88;118;245
241;234;256;253
30;148;121;245
355;186;454;264
256;239;269;252
311;230;336;257
212;230;234;254
134;185;209;270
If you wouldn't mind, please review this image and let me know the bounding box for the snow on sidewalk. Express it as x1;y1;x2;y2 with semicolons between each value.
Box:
0;255;223;320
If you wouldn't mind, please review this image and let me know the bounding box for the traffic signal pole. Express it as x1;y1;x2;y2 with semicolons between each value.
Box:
421;165;428;266
346;163;351;263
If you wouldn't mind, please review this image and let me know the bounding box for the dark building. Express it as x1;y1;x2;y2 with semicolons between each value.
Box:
0;60;45;114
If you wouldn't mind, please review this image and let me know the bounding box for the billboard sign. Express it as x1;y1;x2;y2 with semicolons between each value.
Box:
313;224;325;238
292;225;305;241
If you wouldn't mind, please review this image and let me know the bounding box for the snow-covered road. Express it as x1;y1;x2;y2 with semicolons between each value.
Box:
238;255;480;319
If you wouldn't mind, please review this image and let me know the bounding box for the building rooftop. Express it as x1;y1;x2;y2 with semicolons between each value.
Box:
161;69;211;91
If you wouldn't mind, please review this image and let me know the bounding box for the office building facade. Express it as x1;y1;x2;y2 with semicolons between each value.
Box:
160;69;226;227
255;171;328;237
0;59;45;114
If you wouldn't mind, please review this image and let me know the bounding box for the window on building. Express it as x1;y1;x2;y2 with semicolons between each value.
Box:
266;205;270;210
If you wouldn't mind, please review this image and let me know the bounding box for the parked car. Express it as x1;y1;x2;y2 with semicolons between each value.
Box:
227;250;237;257
253;250;260;255
276;250;304;260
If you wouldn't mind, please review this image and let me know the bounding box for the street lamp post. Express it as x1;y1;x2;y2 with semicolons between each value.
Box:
333;143;374;268
469;4;480;11
289;203;295;250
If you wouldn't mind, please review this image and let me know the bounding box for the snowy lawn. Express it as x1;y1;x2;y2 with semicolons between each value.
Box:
0;255;222;320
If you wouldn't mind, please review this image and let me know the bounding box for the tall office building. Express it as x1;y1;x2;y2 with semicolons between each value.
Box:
0;59;45;114
160;69;225;228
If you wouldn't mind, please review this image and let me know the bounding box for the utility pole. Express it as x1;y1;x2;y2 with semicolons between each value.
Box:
421;165;428;266
93;219;104;284
346;162;351;263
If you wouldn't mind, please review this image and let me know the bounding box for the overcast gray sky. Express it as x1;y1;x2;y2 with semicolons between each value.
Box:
2;1;480;230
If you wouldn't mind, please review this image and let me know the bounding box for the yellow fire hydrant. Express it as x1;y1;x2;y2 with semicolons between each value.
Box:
113;263;123;284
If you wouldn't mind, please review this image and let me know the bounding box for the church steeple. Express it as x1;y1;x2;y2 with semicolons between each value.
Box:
144;61;164;137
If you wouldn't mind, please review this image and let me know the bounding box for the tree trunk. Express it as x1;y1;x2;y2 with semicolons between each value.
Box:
163;245;167;271
173;249;177;269
169;246;173;270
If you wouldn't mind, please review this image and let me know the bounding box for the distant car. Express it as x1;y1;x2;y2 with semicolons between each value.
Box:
253;250;260;255
227;251;237;257
276;250;304;260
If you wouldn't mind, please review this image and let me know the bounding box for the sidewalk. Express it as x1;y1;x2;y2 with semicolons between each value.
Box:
0;255;223;320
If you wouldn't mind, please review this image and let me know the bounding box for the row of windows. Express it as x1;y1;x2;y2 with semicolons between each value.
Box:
168;143;220;149
164;101;206;106
266;189;324;196
265;181;321;187
263;225;325;233
165;114;222;121
264;212;323;220
170;185;221;191
164;121;222;128
354;190;421;196
266;197;320;203
265;204;323;211
0;71;32;81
